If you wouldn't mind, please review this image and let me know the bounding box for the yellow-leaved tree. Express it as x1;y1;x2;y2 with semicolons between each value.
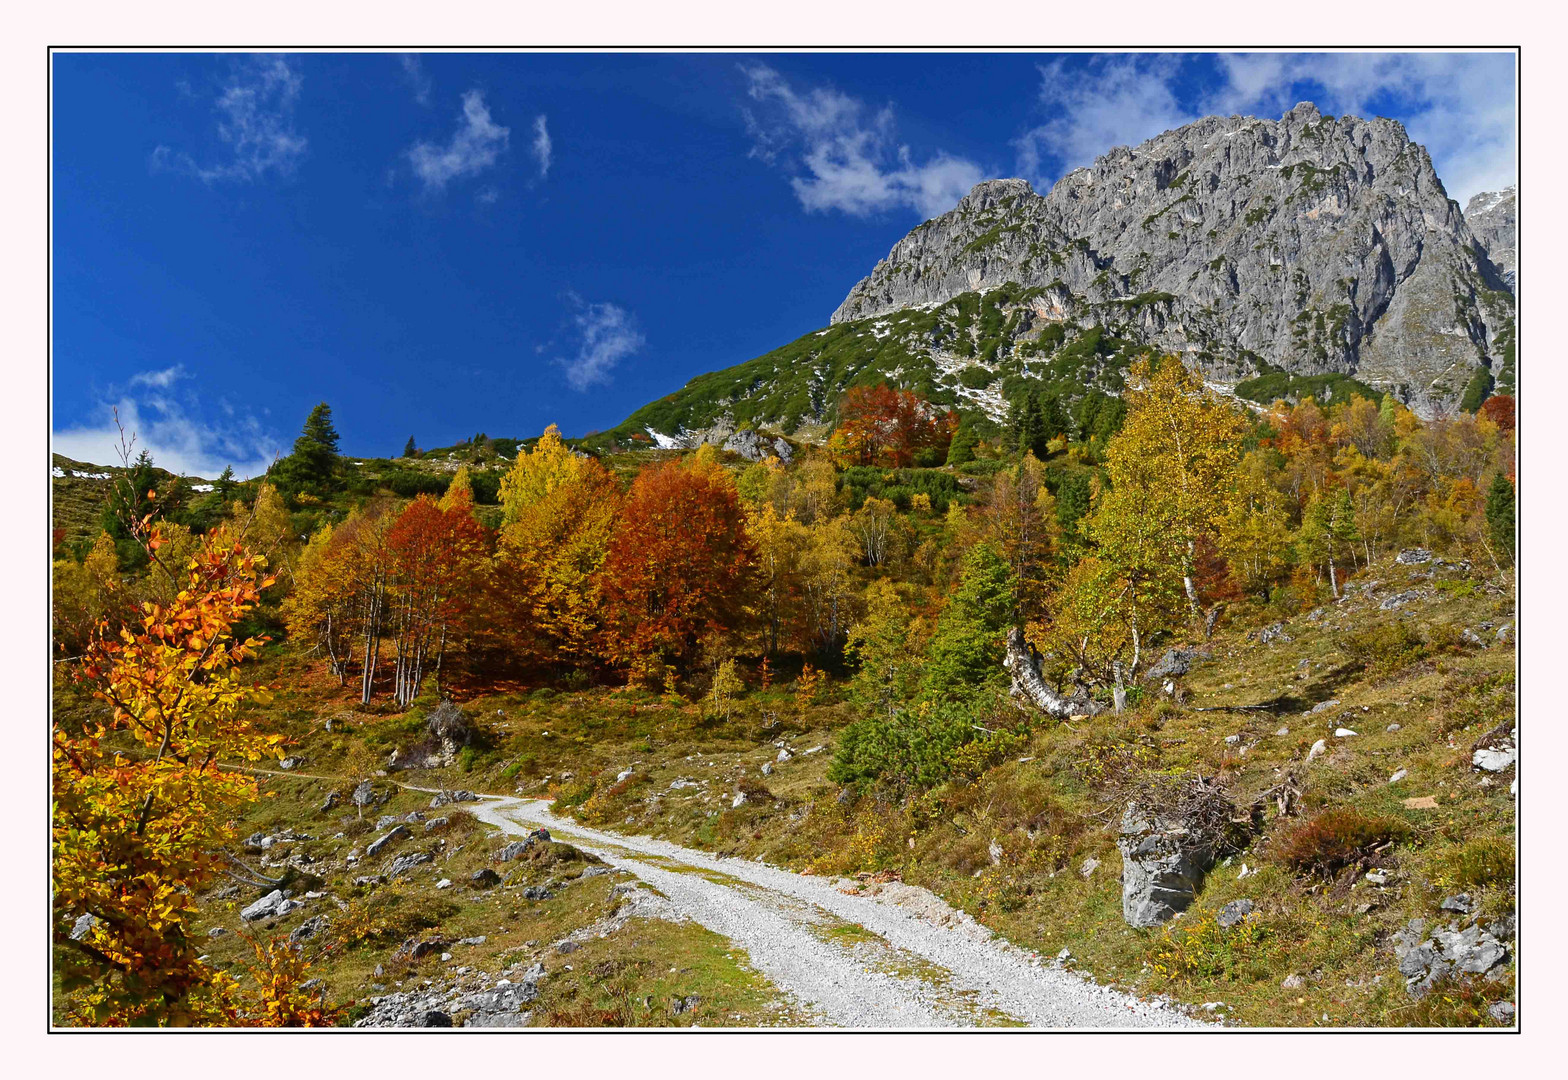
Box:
53;520;334;1025
496;425;622;666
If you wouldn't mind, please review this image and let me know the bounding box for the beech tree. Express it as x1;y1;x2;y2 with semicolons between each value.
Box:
55;522;287;1024
600;456;758;671
829;384;956;467
496;425;622;666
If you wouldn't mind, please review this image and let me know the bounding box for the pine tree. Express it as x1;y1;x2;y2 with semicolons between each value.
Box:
920;542;1015;705
403;437;417;458
216;465;236;498
1486;471;1515;563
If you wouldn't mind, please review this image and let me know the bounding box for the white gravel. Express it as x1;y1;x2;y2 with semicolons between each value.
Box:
468;795;1208;1029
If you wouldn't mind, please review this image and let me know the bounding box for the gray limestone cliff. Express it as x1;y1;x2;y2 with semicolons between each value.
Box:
1464;185;1516;290
832;103;1513;414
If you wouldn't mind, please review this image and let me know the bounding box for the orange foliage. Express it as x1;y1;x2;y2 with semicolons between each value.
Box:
600;457;759;670
828;384;957;467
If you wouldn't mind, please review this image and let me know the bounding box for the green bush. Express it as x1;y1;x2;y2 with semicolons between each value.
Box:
383;470;449;498
1443;836;1515;891
957;366;997;389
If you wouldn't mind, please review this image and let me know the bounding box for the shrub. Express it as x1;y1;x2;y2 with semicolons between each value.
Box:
382;469;449;498
1147;912;1279;986
958;366;997;389
1341;621;1431;675
1443;836;1515;891
1274;808;1409;879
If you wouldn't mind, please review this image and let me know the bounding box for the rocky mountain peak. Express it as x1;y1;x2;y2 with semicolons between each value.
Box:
830;103;1512;414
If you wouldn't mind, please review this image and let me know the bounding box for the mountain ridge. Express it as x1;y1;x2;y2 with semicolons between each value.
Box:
595;102;1514;450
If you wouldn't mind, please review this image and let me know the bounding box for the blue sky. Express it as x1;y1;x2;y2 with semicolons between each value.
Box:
51;51;1516;476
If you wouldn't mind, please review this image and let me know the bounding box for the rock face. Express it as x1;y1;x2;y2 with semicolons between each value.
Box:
1392;918;1510;997
832;103;1512;415
1465;186;1516;290
1117;803;1219;927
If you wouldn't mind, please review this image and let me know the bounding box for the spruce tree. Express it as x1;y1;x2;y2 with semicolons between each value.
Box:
945;423;978;466
216;465;236;498
273;402;342;494
403;436;417;458
1486;471;1515;563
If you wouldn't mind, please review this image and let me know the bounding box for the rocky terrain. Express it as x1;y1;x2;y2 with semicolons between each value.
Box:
834;103;1511;416
1465;186;1517;290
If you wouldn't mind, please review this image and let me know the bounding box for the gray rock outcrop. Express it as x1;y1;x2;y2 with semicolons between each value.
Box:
1117;804;1219;927
1464;186;1516;289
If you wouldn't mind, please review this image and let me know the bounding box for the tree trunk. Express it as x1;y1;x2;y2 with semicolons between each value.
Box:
1112;660;1126;714
1328;552;1341;599
1003;627;1103;718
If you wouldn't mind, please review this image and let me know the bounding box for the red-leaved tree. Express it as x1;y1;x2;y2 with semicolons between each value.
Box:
829;384;957;467
600;457;758;671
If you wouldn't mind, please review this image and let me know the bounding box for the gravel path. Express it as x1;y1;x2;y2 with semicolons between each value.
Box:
469;794;1207;1029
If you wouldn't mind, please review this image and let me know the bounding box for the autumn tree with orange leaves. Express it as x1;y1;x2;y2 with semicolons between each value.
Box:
52;513;343;1025
600;454;759;672
828;384;957;467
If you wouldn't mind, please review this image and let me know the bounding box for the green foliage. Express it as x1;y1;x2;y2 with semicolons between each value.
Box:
1441;836;1515;891
1486;472;1515;562
271;402;344;497
945;423;978;466
1233;370;1378;407
382;470;450;498
1148;912;1278;987
838;466;960;514
1459;365;1494;413
827;700;977;792
1052;470;1093;533
957;365;997;390
403;436;418;458
920;542;1015;705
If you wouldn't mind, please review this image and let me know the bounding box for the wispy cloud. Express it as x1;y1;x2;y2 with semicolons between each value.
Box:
399;54;432;106
1014;55;1189;185
532;115;553;179
53;381;282;480
741;64;984;219
151;56;308;184
1013;52;1516;203
556;295;645;392
407;90;510;193
129;364;187;389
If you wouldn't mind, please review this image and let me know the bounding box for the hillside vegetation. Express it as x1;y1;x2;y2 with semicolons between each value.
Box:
51;369;1517;1027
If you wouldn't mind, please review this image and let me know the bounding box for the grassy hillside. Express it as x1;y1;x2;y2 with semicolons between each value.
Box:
54;541;1512;1027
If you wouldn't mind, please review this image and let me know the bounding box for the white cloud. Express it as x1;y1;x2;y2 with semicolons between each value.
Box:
1014;52;1516;203
53;392;282;480
557;296;645;392
408;90;510;192
741;64;984;219
129;364;187;389
1014;55;1189;184
152;56;308;184
532;115;553;179
399;54;432;106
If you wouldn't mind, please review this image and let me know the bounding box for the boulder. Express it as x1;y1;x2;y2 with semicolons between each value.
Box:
1379;590;1422;611
1217;899;1256;928
1144;647;1208;682
470;868;502;888
1392;918;1510;997
289;915;329;943
1395;548;1433;565
1116;804;1219;927
390;934;451;964
1489;1001;1515;1023
1258;623;1292;644
430;789;481;808
386;852;433;878
240;890;285;922
366;825;409;857
1473;746;1516;772
1439;894;1475;915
